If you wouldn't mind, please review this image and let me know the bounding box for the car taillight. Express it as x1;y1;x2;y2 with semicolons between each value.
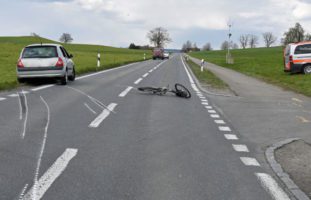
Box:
289;55;293;63
55;57;64;67
17;59;24;68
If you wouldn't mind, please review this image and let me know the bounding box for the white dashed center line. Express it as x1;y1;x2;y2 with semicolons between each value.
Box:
201;102;209;105
0;97;6;101
210;114;220;118
119;86;133;97
214;120;225;124
205;106;212;109
142;73;149;78
208;110;217;113
134;78;143;85
8;93;19;97
232;144;249;152
240;157;260;166
224;134;239;140
218;126;231;131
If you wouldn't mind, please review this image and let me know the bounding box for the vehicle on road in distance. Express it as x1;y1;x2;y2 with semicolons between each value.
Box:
152;48;164;60
138;83;191;98
163;51;170;59
284;41;311;74
17;44;76;85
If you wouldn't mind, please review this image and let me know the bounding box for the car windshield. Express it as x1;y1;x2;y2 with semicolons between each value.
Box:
22;46;58;58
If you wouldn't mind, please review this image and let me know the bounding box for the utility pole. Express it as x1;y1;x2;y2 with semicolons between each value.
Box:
226;22;234;64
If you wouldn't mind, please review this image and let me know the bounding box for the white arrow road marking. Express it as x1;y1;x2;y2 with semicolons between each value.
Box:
255;173;290;200
119;86;133;97
22;148;78;200
89;103;117;128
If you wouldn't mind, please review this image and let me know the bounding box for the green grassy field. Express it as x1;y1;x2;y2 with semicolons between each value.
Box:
190;47;311;97
0;36;151;90
186;59;228;89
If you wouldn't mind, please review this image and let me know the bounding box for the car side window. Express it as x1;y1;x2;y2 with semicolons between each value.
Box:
59;47;67;58
63;47;71;58
294;44;311;54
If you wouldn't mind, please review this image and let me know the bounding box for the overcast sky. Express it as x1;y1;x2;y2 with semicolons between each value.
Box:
1;0;311;49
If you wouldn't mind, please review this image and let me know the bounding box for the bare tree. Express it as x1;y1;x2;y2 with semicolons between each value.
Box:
147;27;172;48
305;33;311;41
239;34;249;49
249;34;258;48
60;33;73;43
202;42;212;51
232;43;239;49
262;32;277;47
221;41;229;50
182;40;193;52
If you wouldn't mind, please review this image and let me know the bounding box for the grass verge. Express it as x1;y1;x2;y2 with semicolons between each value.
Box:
185;58;228;89
189;47;311;97
0;36;151;90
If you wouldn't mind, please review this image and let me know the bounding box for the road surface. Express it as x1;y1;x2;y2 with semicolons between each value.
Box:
0;54;291;200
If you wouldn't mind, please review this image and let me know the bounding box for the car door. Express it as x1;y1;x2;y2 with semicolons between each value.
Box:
60;46;74;74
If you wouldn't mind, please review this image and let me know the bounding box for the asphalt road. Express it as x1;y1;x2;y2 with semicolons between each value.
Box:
0;54;291;200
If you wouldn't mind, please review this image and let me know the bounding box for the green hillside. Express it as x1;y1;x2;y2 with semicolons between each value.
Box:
190;47;311;97
0;36;151;90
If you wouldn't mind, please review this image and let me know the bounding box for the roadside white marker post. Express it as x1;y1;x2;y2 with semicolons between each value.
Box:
201;59;204;72
97;52;100;70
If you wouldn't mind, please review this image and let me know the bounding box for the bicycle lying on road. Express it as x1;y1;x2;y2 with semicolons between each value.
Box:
138;83;191;99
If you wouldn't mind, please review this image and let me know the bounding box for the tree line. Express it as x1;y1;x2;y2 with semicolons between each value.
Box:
182;22;311;52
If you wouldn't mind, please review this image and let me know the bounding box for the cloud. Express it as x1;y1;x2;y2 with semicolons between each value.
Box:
1;0;311;49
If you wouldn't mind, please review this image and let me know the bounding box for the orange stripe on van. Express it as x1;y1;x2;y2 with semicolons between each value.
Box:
293;59;311;64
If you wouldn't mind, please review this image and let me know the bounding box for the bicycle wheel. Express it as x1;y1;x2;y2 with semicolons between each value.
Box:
174;83;191;98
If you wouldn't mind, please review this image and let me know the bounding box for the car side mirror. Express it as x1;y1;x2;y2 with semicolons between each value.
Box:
69;54;73;58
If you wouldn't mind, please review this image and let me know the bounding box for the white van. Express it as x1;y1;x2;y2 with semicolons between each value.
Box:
284;41;311;74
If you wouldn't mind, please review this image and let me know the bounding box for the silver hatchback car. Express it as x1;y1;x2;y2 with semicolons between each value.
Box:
16;44;75;85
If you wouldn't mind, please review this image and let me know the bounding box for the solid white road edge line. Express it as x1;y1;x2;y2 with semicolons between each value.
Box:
232;144;249;152
31;62;138;92
84;103;97;115
142;73;149;78
240;157;260;166
89;103;117;128
224;134;239;140
22;148;78;200
8;93;19;97
119;86;133;97
255;173;291;200
180;56;199;92
134;78;143;85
